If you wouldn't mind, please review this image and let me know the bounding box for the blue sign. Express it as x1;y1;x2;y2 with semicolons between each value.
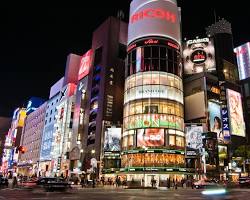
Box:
26;97;45;115
222;108;231;142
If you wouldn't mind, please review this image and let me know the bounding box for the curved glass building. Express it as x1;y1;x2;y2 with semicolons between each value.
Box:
121;0;186;186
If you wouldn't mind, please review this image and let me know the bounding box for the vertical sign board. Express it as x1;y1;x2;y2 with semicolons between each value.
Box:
221;108;230;141
219;82;231;143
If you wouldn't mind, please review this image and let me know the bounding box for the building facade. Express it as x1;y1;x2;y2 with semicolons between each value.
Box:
0;117;11;169
18;102;47;176
80;16;127;178
1;108;26;175
121;0;186;187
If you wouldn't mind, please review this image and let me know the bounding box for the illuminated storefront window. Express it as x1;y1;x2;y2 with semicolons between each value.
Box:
121;153;185;168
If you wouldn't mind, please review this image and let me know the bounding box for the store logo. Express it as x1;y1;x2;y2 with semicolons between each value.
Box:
130;8;176;24
144;39;159;45
144;135;161;141
187;38;209;45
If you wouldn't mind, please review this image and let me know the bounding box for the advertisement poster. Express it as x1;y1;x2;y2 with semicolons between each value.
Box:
218;145;227;167
137;128;164;147
208;101;224;143
227;89;246;137
185;125;203;151
183;38;216;74
103;128;122;152
127;114;182;130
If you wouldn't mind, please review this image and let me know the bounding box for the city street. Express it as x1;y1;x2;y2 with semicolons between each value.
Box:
0;187;249;200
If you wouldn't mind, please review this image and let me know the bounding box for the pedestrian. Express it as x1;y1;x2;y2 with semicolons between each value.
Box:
80;176;85;188
92;179;96;188
12;176;17;188
115;176;119;187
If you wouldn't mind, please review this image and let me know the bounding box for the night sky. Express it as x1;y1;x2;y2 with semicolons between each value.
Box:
0;1;249;117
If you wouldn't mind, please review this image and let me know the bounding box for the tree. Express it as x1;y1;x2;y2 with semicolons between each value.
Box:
234;145;250;158
234;145;250;173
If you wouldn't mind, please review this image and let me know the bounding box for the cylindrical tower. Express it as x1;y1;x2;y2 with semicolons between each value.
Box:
121;0;186;186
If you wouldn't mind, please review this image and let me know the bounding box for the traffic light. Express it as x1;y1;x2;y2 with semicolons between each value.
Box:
18;146;26;154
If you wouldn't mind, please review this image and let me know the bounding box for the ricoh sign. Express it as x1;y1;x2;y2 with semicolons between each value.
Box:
128;0;180;45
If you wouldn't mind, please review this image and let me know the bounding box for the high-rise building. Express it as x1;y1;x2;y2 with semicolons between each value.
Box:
18;101;46;176
183;19;246;180
0;117;11;168
121;0;186;186
234;43;250;144
1;108;26;175
80;16;127;178
39;78;64;177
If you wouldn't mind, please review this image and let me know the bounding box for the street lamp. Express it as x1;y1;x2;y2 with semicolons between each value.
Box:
142;146;148;187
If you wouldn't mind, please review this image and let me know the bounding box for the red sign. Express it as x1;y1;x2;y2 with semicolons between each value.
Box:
167;42;179;50
131;8;176;24
78;50;93;80
144;39;159;45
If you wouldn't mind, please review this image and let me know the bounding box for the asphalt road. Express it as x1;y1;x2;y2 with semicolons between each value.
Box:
0;187;249;200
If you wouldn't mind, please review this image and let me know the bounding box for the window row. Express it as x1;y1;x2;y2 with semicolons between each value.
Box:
124;99;184;118
123;114;184;131
121;153;185;168
126;46;181;77
124;85;183;104
125;71;183;91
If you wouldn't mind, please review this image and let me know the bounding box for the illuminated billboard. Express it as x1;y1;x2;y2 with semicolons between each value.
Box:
78;50;93;80
234;42;250;80
124;85;183;104
227;89;246;137
183;38;216;74
125;114;183;130
208;101;224;143
218;145;227;167
137;128;164;147
185;125;203;151
127;0;181;45
103;128;122;152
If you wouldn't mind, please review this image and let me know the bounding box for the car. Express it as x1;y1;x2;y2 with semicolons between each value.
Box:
0;177;9;187
194;179;219;189
239;177;250;188
36;177;71;192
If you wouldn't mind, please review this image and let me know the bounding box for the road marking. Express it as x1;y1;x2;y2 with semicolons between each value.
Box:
31;198;49;200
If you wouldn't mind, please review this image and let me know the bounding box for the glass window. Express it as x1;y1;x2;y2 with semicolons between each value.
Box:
160;59;167;72
176;136;185;147
169;135;175;146
143;73;151;85
152;59;159;71
152;46;159;58
160;74;168;85
168;49;173;60
151;72;160;84
132;50;136;62
144;47;151;58
134;102;143;114
160;47;167;59
144;59;151;71
168;60;173;73
136;74;143;86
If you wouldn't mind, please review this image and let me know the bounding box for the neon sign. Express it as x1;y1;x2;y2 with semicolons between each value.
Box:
78;50;93;80
131;8;176;24
144;39;159;45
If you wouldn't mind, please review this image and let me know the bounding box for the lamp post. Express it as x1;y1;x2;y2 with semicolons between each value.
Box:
143;146;148;187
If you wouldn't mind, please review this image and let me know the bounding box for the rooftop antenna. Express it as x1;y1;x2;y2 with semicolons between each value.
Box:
117;10;125;20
